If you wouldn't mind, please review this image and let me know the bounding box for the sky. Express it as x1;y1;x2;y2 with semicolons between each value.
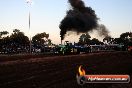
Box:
0;0;132;44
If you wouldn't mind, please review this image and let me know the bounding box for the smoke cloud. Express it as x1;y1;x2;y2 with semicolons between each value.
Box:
59;0;98;40
59;0;110;40
96;24;110;37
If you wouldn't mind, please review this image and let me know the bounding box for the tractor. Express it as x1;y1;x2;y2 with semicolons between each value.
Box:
55;41;90;55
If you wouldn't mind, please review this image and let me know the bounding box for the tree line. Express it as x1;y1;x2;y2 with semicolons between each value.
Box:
0;29;132;54
0;29;52;54
78;32;132;50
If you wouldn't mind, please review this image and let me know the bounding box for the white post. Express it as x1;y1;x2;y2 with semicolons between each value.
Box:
27;0;32;54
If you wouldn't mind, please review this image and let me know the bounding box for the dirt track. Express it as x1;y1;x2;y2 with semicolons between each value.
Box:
0;52;132;88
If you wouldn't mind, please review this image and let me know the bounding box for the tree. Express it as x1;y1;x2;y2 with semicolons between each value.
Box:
113;38;122;44
0;31;9;38
120;32;130;39
119;32;132;43
0;31;9;53
32;32;49;48
0;29;30;53
112;32;132;51
9;29;30;53
78;33;91;45
10;29;29;44
13;29;20;34
90;38;103;45
47;39;52;45
103;36;114;44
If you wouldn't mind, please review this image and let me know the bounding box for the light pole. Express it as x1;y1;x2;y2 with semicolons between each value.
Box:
27;0;32;54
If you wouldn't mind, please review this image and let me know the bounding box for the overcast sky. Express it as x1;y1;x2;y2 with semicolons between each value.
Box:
0;0;132;44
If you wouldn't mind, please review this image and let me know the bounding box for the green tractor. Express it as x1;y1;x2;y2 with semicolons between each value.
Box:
57;41;73;55
56;41;87;55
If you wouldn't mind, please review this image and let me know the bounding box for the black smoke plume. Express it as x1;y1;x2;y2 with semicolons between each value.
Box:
59;0;98;40
97;24;110;37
